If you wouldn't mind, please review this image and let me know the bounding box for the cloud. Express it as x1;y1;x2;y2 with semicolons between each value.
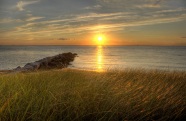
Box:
84;5;102;10
0;18;22;24
26;16;45;21
4;8;186;37
154;0;163;5
136;4;161;8
1;0;186;41
58;38;70;40
153;0;170;6
96;0;173;13
155;8;186;14
16;0;40;11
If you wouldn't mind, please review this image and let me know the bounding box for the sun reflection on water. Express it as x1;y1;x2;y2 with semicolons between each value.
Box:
96;46;104;72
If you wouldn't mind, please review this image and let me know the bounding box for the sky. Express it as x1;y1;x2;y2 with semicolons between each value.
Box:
0;0;186;45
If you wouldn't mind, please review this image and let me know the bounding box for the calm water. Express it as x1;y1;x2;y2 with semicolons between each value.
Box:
0;46;186;71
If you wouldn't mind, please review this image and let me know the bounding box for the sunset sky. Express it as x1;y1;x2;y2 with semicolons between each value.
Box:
0;0;186;45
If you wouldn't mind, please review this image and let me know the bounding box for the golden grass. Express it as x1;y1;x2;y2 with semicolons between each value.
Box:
0;69;185;121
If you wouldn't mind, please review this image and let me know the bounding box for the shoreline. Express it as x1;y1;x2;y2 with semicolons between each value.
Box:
1;67;186;74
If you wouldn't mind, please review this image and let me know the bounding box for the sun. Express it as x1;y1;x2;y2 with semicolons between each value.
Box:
97;35;104;45
98;36;103;41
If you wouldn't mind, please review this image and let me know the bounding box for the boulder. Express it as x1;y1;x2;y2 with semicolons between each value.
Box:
12;52;77;72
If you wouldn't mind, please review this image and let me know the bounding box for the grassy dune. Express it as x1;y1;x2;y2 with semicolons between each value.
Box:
0;69;185;121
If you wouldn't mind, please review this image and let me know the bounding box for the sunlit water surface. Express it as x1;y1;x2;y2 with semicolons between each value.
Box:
0;46;186;71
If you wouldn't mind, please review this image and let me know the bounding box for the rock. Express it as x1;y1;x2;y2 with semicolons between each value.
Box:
13;66;21;71
12;52;77;72
32;62;41;70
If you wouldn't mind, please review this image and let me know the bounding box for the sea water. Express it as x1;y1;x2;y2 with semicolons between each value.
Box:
0;45;186;71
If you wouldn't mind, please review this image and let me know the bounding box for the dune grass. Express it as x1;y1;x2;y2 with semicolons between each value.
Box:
0;69;185;121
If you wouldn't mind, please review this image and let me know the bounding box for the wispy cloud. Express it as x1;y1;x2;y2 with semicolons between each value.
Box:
154;0;164;5
0;18;22;24
10;12;186;37
16;0;40;11
26;16;45;21
154;8;186;14
3;8;186;37
136;4;161;8
58;38;71;41
84;5;102;10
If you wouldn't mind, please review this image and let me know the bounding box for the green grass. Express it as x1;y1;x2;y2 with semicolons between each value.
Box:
0;69;185;121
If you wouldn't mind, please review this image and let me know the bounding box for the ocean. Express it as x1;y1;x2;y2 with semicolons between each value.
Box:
0;45;186;71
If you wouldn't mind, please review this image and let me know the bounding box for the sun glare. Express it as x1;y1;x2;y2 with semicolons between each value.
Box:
96;35;104;45
98;36;103;41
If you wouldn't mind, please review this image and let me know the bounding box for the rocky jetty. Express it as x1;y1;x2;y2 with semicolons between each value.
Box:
12;52;77;72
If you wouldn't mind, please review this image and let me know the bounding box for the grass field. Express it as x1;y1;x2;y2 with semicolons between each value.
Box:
0;69;185;121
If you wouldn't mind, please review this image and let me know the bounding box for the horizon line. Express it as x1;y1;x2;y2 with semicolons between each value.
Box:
0;44;186;47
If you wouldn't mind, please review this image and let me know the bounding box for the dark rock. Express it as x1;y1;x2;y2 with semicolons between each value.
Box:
13;66;21;71
12;52;77;72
